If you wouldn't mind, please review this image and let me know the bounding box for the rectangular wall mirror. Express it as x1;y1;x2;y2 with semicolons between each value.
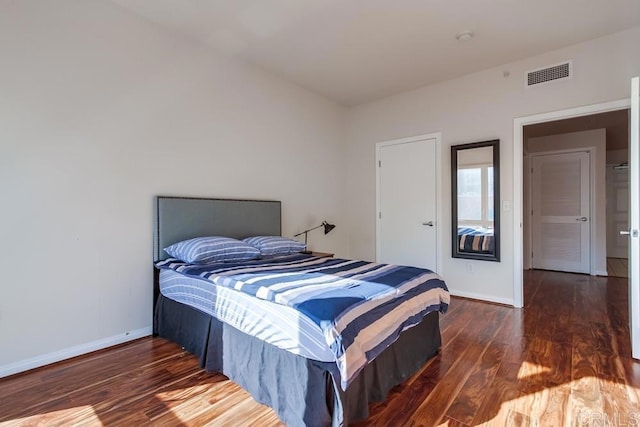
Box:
451;139;500;261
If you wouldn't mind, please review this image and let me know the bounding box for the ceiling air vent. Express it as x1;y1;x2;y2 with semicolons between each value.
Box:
526;60;572;87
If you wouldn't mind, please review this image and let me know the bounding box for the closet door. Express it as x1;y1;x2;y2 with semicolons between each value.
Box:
531;151;590;274
376;136;438;271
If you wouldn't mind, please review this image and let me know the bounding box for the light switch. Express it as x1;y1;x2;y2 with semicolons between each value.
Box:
503;201;511;211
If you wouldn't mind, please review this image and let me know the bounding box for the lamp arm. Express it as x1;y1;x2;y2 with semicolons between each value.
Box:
293;223;324;237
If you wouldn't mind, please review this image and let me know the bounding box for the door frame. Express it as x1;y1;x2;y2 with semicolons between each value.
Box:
513;99;630;308
630;76;639;359
527;148;597;275
375;132;443;274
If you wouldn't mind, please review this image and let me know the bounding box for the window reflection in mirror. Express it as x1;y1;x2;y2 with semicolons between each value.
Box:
451;140;500;261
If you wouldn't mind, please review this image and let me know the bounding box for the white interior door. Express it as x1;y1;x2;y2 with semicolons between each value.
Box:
377;137;437;271
531;151;590;273
606;165;629;259
628;76;640;359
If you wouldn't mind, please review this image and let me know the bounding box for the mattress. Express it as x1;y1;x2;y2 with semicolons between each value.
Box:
159;269;335;362
458;226;495;253
157;254;449;389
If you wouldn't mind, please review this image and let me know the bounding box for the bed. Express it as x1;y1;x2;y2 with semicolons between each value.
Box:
457;226;495;254
153;196;450;426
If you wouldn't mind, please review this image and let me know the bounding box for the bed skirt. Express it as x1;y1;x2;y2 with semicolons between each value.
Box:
154;294;441;426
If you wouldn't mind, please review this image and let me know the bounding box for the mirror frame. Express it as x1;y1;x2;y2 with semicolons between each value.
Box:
451;139;500;262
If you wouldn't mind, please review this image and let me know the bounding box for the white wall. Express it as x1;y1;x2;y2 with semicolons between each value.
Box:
0;0;346;376
525;129;607;275
345;27;640;304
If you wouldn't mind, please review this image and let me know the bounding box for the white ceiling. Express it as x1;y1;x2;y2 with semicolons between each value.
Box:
110;0;640;106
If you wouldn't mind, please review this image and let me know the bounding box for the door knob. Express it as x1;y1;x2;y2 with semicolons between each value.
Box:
621;230;639;237
575;217;588;222
422;221;434;227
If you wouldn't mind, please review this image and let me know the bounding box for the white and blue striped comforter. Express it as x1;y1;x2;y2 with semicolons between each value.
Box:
156;254;450;390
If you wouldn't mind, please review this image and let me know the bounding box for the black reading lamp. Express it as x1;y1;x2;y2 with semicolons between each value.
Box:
294;221;336;254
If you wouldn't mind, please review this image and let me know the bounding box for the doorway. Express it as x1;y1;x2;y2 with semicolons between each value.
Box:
513;99;631;308
522;110;629;278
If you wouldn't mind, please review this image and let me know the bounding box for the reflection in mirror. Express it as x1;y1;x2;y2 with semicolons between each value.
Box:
451;140;500;261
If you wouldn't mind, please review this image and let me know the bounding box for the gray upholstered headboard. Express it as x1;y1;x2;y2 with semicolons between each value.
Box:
154;196;282;261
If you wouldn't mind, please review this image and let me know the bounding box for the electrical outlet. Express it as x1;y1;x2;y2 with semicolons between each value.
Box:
466;263;473;273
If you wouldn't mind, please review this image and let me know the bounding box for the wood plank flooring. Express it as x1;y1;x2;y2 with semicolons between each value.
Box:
1;270;639;426
607;257;629;278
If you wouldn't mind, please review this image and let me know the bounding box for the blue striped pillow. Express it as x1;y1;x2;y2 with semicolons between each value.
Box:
243;236;306;256
164;236;261;264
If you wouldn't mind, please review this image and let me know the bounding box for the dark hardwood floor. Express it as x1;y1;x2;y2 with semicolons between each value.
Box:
1;270;639;426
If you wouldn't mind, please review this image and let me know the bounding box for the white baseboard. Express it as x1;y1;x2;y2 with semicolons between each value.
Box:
595;269;608;276
0;326;152;379
449;289;515;307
